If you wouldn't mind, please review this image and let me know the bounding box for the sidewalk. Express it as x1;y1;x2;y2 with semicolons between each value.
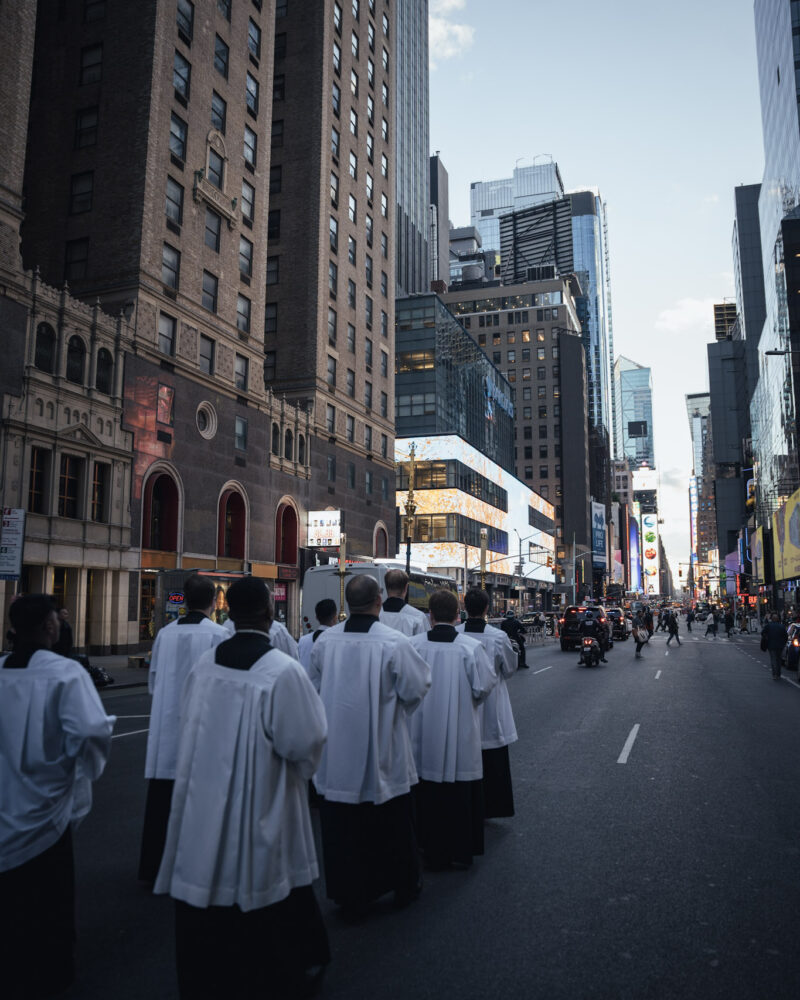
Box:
92;654;150;691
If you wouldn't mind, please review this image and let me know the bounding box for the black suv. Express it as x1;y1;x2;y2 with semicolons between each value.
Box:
559;606;611;651
606;607;631;641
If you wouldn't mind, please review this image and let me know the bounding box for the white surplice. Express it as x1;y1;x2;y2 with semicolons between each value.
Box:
297;624;330;674
407;631;497;783
380;602;429;637
145;617;229;780
0;651;115;872
308;620;431;804
456;622;518;748
154;646;327;911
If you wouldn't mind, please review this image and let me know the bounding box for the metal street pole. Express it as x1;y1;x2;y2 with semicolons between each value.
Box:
404;443;417;575
480;528;488;591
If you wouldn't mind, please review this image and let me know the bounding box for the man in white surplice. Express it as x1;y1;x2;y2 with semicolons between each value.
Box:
154;576;329;998
224;610;299;658
408;589;497;870
1;594;114;998
297;598;338;674
309;574;431;914
379;568;429;636
139;574;228;884
456;588;519;818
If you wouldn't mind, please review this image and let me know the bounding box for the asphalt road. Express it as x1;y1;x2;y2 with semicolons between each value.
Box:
62;629;800;999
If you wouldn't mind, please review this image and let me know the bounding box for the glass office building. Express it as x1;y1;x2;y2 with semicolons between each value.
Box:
395;0;429;295
751;0;800;523
614;357;654;469
395;295;515;473
470;160;564;254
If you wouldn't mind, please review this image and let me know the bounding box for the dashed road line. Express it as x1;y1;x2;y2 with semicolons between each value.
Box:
533;665;553;674
655;670;662;680
617;724;640;764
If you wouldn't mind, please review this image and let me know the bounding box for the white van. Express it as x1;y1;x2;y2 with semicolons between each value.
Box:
299;562;457;635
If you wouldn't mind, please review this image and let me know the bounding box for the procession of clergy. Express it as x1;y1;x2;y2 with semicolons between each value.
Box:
0;568;522;999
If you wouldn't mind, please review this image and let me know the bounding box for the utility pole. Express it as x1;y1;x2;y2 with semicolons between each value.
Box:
480;528;487;592
404;443;417;575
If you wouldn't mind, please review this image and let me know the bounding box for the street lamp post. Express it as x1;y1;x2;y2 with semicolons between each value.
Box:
480;528;488;591
403;443;417;575
337;532;347;621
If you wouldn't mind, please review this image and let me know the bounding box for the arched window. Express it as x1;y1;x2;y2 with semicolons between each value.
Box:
142;472;179;551
275;503;298;564
66;336;86;385
284;428;293;461
218;489;246;559
95;348;113;394
374;526;388;559
298;434;306;465
271;422;280;456
34;323;56;373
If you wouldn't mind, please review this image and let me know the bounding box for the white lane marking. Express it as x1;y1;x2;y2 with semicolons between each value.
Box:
533;665;553;674
655;670;662;680
112;728;149;739
781;675;800;689
115;715;151;719
617;724;640;764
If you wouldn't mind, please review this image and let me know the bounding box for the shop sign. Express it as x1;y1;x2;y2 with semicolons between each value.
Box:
273;583;287;601
0;508;26;581
308;510;341;547
278;565;298;580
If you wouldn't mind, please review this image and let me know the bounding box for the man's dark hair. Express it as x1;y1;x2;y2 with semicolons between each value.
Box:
315;598;338;625
226;577;273;626
464;589;489;617
346;574;380;614
429;589;459;624
183;574;216;611
9;594;57;638
384;569;408;595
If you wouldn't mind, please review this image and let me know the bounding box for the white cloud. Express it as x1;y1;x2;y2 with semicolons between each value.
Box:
703;194;720;205
429;0;474;68
654;297;716;337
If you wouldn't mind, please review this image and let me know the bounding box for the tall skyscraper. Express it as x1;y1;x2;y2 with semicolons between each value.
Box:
615;357;655;469
429;152;449;290
395;0;429;295
686;393;716;565
713;302;738;341
750;0;800;523
470;159;564;253
732;183;766;414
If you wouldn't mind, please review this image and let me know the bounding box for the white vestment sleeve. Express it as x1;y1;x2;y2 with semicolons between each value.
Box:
468;643;497;704
60;669;115;780
147;627;165;694
264;663;328;780
307;639;323;692
496;631;518;678
391;641;431;714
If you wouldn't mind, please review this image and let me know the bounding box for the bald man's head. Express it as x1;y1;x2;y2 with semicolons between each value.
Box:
346;574;381;614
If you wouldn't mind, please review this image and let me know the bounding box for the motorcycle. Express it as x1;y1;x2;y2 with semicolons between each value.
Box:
578;635;601;667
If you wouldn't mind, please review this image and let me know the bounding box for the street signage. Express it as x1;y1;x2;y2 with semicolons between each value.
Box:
0;508;26;581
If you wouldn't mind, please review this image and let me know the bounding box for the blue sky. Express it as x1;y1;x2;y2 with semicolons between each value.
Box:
428;0;765;577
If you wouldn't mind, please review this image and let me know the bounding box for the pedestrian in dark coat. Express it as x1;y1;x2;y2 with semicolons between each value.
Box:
723;610;734;638
761;614;788;680
666;612;681;646
686;608;695;632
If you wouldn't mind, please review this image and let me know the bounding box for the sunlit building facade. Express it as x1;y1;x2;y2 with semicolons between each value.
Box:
615;357;655;469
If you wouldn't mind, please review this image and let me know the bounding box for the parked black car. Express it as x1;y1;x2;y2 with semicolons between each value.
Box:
782;622;800;671
606;607;632;641
559;605;611;651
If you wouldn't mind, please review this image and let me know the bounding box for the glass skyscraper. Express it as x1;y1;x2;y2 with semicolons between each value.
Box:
750;0;800;522
614;357;654;469
395;0;429;295
469;160;565;254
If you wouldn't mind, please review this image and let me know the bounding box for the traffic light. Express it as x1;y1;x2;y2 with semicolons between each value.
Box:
546;555;553;568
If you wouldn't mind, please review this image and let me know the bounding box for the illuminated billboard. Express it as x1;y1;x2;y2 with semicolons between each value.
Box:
751;526;764;585
629;517;642;591
641;513;660;593
772;483;800;581
632;467;658;493
591;501;607;569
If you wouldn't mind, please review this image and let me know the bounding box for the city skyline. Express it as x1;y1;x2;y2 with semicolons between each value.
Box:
429;0;765;576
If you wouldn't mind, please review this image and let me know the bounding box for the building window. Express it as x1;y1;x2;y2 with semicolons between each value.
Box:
266;255;279;284
242;179;255;222
34;323;56;373
234;416;248;451
237;294;251;334
347;323;356;352
207;148;224;189
329;260;338;297
173;51;191;99
270;166;282;195
333;40;342;74
157;384;174;424
265;304;277;335
346;369;355;396
382;46;388;72
365;470;373;495
350;108;358;136
380;192;388;218
80;44;103;85
330;171;339;206
368;57;375;88
351;68;359;97
348;279;356;308
248;18;261;58
266;208;281;240
368;21;375;49
366;171;373;202
349;151;358;179
158;313;176;355
69;172;93;214
332;125;340;159
328;307;337;345
381;117;388;142
274;32;287;59
381;433;388;458
347;462;355;488
244;125;257;166
217;0;231;20
235;353;249;391
271;119;283;148
91;462;109;523
351;30;359;58
202;270;218;311
161;243;180;288
380;350;388;377
332;81;341;117
327;355;337;388
239;235;253;277
380;310;387;337
334;2;342;33
365;296;373;329
205;208;221;251
367;93;374;124
365;338;373;370
381;81;389;108
348;193;357;223
211;90;227;133
28;447;49;514
84;0;106;22
326;404;336;433
380;271;387;296
170;113;187;160
64;238;89;282
346;414;355;441
364;381;372;409
327;455;336;482
379;391;387;417
66;336;86;385
58;455;82;519
265;349;276;381
348;236;357;265
199;334;215;374
214;34;229;77
364;424;372;451
165;177;184;224
95;348;113;394
75;106;98;148
329;216;338;252
366;213;373;246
